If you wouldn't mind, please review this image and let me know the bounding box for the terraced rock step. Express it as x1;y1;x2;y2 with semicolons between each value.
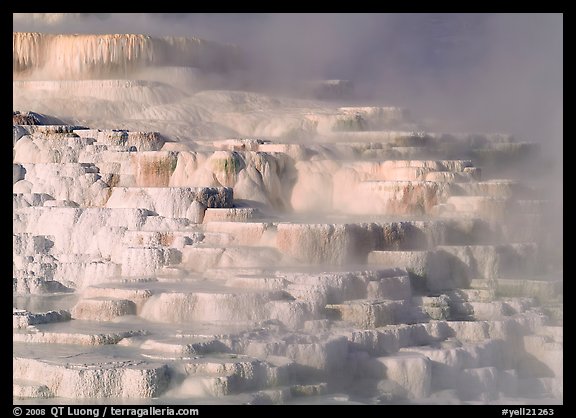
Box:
106;187;234;217
13;29;561;404
13;354;169;398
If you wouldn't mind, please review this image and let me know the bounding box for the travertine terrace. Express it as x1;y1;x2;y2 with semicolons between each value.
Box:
13;31;562;405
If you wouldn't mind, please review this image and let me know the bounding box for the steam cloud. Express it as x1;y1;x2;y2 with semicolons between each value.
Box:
13;13;562;144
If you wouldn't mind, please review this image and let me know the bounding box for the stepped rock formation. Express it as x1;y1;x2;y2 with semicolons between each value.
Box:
13;32;242;80
13;30;562;405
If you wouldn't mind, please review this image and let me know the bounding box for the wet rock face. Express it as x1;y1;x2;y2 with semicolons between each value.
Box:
13;110;66;125
13;32;242;80
276;223;372;265
13;111;41;125
13;31;561;405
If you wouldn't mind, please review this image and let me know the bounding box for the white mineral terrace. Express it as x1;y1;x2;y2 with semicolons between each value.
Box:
13;32;562;405
13;32;241;80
